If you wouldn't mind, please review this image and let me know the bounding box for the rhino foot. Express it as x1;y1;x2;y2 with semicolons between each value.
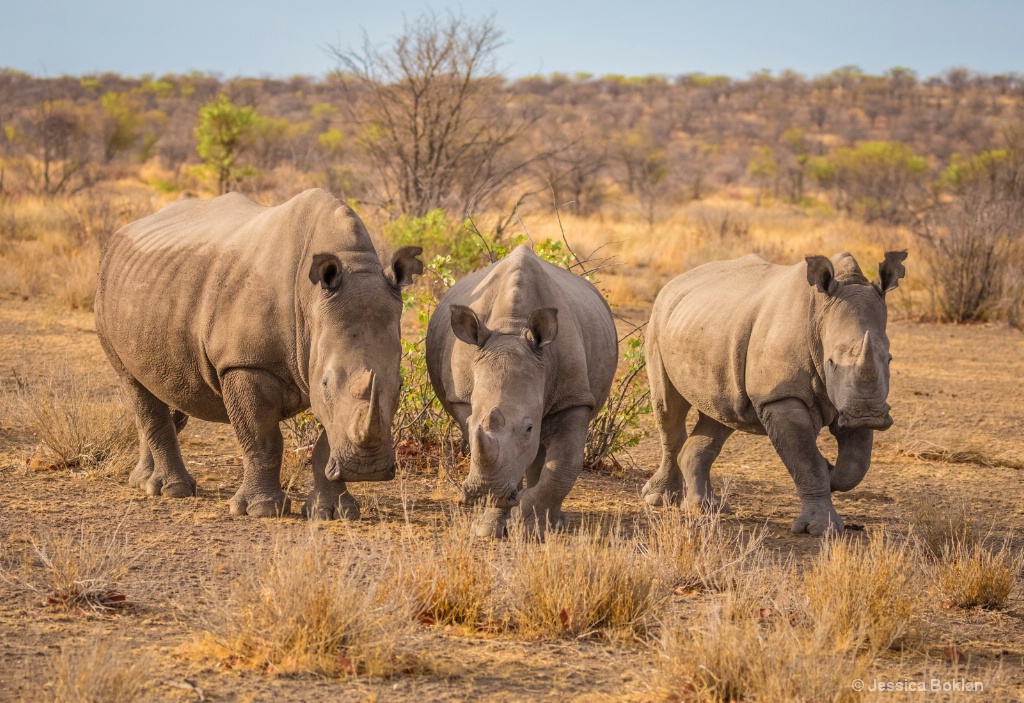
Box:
144;473;196;498
791;500;844;536
230;488;290;518
512;493;567;537
302;492;361;521
128;461;153;489
471;507;508;539
641;469;684;507
683;493;734;514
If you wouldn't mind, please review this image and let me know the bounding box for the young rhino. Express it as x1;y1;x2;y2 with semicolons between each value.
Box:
96;189;422;519
426;246;618;536
643;251;907;535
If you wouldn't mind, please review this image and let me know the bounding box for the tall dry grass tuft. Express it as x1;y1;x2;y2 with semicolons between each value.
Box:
197;527;415;677
1;518;137;611
910;499;975;558
655;567;869;703
505;518;664;640
41;634;150;703
933;535;1021;610
804;529;922;654
392;511;498;629
15;363;135;474
646;505;768;592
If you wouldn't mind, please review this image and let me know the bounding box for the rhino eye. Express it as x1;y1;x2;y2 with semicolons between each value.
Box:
526;423;533;434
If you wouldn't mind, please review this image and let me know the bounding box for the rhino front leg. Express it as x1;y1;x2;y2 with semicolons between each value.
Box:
222;369;291;518
302;431;360;520
760;398;843;536
680;412;734;512
642;363;690;506
124;380;196;498
513;406;590;536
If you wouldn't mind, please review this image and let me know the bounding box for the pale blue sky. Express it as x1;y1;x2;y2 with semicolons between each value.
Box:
2;0;1022;79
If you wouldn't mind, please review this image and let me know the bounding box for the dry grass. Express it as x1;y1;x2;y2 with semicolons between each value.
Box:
15;363;135;473
646;505;768;592
655;567;869;703
392;511;499;629
1;519;137;611
934;535;1022;610
505;518;664;641
910;499;975;559
40;634;150;703
195;526;416;677
804;529;923;654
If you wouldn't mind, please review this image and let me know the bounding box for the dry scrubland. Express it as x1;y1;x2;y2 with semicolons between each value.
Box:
1;188;1023;702
2;17;1024;698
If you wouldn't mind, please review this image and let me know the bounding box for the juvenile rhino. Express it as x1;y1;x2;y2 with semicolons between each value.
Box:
95;189;422;519
426;246;618;536
643;251;907;535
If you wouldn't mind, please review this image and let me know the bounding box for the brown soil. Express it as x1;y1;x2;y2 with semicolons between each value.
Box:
1;298;1022;702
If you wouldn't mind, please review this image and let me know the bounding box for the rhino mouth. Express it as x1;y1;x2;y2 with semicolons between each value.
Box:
460;481;519;510
836;411;893;431
325;450;395;482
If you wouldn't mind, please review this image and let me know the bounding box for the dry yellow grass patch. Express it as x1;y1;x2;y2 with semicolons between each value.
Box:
656;566;869;703
646;505;768;592
391;511;499;629
40;634;150;703
196;527;416;677
1;518;137;611
15;363;135;474
934;535;1021;610
505;519;664;640
910;498;974;559
805;529;923;654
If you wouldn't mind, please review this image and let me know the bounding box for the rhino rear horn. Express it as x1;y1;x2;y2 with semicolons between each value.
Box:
805;256;836;295
875;250;908;295
386;246;424;288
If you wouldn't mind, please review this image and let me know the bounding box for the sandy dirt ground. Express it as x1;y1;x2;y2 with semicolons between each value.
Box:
1;298;1022;702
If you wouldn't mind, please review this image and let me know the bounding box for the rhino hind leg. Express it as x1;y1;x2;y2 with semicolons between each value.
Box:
680;413;734;513
129;410;189;488
642;363;690;506
302;431;360;520
222;370;291;518
123;381;196;498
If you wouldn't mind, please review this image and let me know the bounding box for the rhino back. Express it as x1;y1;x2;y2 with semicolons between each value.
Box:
428;248;617;418
650;255;820;432
96;189;372;421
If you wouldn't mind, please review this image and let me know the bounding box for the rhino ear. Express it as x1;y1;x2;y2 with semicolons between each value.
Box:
309;253;342;292
805;256;836;295
527;308;558;349
451;305;488;347
875;250;908;295
386;246;424;288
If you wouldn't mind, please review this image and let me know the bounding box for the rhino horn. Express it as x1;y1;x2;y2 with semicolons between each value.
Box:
473;424;499;468
352;370;385;447
857;331;878;381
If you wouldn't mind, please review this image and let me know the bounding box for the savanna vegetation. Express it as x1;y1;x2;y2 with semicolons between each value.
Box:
1;11;1023;703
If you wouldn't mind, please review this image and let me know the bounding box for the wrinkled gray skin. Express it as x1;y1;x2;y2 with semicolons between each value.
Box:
426;247;618;537
95;189;422;519
643;251;907;535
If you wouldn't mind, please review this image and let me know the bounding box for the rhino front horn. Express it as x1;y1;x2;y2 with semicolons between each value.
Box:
473;424;499;467
351;370;385;448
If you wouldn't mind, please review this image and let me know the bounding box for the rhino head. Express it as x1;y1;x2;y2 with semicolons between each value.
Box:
306;246;423;482
806;251;907;432
449;305;558;509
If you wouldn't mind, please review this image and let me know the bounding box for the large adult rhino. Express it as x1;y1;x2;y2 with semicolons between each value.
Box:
95;188;422;519
426;246;618;536
643;251;907;535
